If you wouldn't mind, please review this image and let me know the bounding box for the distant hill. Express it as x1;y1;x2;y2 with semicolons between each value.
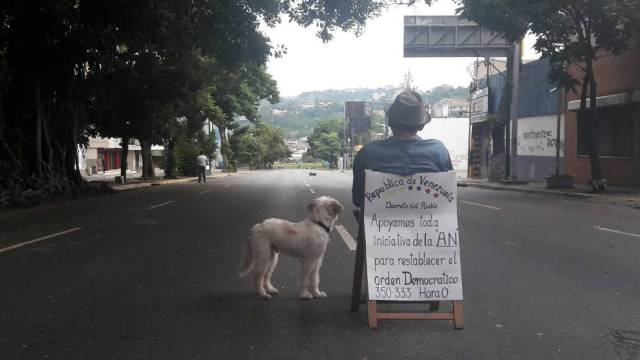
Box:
257;84;469;138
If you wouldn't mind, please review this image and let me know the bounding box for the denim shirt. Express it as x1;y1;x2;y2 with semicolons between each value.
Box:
352;137;453;207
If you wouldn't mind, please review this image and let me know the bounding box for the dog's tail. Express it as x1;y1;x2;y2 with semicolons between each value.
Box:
239;225;258;278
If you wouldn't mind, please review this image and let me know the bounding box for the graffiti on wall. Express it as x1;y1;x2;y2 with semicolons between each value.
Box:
517;115;565;157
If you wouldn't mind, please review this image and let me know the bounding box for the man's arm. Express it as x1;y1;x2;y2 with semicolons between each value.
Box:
352;150;366;207
438;143;454;171
444;150;453;171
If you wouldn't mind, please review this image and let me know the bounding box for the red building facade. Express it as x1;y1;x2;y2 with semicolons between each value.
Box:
564;46;640;186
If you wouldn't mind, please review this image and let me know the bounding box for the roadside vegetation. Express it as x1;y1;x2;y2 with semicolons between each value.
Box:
0;0;389;206
229;123;291;170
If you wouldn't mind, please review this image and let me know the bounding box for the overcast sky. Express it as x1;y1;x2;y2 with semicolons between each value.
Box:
263;0;538;97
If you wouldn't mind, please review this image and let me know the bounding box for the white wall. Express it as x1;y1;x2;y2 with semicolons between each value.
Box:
517;115;565;157
419;117;469;174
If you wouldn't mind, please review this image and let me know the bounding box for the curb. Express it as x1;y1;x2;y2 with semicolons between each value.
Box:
111;177;197;191
458;181;596;200
111;183;152;191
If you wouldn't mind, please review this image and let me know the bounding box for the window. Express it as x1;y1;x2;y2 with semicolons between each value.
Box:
577;104;634;157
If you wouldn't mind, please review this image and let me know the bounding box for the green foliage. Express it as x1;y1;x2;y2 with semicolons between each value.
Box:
370;114;387;139
164;121;218;177
174;140;201;177
258;85;469;137
221;142;237;172
229;123;290;169
307;118;344;167
1;0;395;197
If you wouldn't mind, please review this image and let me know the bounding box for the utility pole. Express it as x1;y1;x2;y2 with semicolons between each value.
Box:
555;87;564;176
508;41;521;179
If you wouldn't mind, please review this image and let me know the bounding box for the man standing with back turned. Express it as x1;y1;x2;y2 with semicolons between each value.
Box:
352;90;453;310
197;151;208;183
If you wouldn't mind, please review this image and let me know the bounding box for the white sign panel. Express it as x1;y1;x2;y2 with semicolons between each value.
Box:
470;88;489;123
363;170;463;301
517;115;565;157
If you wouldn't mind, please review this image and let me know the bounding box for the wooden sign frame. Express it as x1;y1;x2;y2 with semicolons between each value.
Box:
350;178;464;329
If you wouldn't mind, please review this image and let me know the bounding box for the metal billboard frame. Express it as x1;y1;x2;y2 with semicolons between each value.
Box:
404;16;510;58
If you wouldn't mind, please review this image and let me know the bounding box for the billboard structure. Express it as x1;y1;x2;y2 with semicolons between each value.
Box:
404;15;522;180
404;16;511;58
343;101;372;169
469;87;489;123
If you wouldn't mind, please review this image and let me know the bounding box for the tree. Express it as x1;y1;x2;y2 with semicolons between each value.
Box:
229;123;290;169
307;118;344;167
253;124;291;165
455;0;639;187
528;0;637;188
211;65;280;171
0;0;423;205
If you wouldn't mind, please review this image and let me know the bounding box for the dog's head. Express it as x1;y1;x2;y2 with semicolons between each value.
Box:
308;196;343;228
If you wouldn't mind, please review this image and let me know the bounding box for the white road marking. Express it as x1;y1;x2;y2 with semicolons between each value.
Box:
461;200;500;210
305;183;310;187
335;225;357;251
0;227;82;254
146;200;175;210
309;189;316;194
593;226;640;239
199;190;211;195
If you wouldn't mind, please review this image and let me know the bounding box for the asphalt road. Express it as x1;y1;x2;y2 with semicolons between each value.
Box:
1;169;639;360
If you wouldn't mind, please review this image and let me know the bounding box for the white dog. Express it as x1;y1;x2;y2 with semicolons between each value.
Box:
239;196;343;299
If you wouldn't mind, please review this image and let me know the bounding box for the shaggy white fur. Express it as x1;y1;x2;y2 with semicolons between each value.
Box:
239;196;343;299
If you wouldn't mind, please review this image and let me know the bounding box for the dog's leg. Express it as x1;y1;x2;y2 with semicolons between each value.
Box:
254;270;270;299
253;242;272;299
311;259;327;298
264;251;279;295
299;259;315;299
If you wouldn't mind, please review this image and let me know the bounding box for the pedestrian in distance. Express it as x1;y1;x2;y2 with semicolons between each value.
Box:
197;151;208;183
351;89;453;311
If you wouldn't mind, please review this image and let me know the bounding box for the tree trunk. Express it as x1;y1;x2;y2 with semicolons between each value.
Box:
587;61;601;181
217;124;235;172
67;102;82;185
164;139;177;178
120;136;129;183
34;78;43;177
140;140;155;179
0;133;22;170
580;57;602;182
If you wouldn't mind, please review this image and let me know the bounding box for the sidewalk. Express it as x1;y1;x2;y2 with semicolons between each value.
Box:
458;178;640;209
89;171;236;191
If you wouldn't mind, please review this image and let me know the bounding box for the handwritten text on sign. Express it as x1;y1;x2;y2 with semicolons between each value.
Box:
364;170;463;301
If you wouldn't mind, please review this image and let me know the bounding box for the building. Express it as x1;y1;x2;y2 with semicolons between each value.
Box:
429;98;469;118
468;58;563;181
564;44;640;186
78;137;164;176
285;138;309;161
468;43;640;186
514;58;566;181
431;103;449;118
79;137;140;176
468;73;505;179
